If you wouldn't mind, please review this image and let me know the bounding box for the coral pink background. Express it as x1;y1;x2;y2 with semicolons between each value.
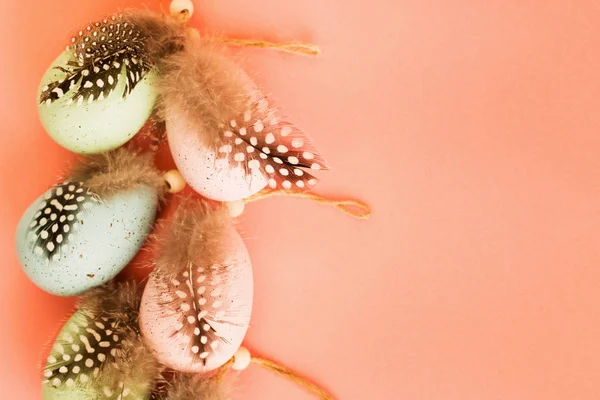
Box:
1;0;600;399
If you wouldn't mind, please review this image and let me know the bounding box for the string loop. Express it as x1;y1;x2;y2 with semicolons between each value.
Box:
212;37;321;57
251;356;335;400
245;189;372;219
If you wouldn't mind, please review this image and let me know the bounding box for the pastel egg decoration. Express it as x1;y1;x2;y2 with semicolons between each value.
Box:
15;148;165;296
140;200;253;372
158;372;229;400
37;11;186;154
160;35;329;201
42;283;161;400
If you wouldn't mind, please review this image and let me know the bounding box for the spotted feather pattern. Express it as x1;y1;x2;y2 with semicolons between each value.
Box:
27;182;99;261
43;313;130;396
217;94;329;191
157;262;238;365
39;14;151;106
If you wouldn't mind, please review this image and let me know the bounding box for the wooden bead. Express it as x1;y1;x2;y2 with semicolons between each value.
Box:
163;169;186;194
226;200;245;218
231;346;251;370
170;0;194;21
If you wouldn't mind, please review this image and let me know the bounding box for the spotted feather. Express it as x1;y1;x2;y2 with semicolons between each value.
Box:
43;282;160;398
42;313;125;392
39;14;152;106
27;182;99;261
156;262;237;366
217;93;328;191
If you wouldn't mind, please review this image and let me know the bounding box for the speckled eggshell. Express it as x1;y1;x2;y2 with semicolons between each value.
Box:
42;311;151;400
139;227;253;373
15;186;157;296
43;384;122;400
38;50;157;154
167;110;268;201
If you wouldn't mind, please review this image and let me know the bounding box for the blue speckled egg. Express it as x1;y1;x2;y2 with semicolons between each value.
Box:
15;182;157;296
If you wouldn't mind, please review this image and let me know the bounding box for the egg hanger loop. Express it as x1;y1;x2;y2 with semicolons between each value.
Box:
245;189;372;220
209;37;321;57
170;0;320;57
223;346;335;400
250;356;335;400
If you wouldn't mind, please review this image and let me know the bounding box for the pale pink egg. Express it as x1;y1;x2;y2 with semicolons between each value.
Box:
164;50;328;200
167;111;268;201
139;227;253;373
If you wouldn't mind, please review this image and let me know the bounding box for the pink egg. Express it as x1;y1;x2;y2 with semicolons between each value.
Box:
167;112;268;201
164;47;329;201
139;227;253;372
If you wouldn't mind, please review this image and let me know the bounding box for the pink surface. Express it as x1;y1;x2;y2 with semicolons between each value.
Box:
1;0;600;399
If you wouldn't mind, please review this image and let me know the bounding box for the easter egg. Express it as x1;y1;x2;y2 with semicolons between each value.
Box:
167;112;268;201
42;285;156;400
139;227;253;372
161;41;330;201
37;12;165;155
37;49;157;154
165;80;328;201
15;182;157;296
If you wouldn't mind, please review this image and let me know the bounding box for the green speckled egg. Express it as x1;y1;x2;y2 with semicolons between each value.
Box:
42;310;153;400
37;49;157;154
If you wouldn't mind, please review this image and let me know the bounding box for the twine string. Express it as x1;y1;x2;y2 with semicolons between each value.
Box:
251;356;335;400
245;189;372;219
212;37;321;57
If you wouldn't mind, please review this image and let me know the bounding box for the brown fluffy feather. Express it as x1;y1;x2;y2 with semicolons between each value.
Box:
78;281;142;331
76;282;162;392
162;373;230;400
156;33;252;149
122;9;187;65
67;147;165;199
155;198;231;276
